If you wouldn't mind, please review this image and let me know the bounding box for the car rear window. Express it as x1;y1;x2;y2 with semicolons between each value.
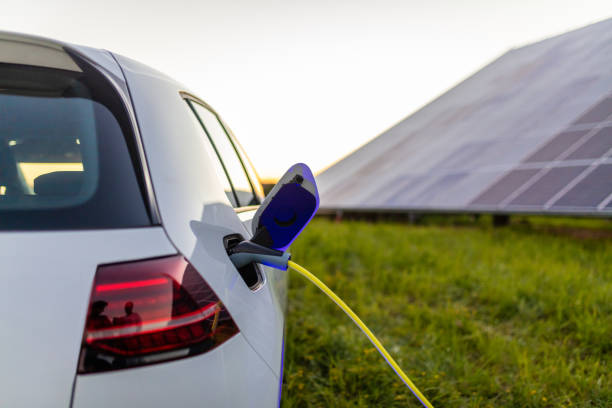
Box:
0;55;151;230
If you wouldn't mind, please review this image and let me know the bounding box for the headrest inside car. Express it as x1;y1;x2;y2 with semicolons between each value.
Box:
34;171;84;196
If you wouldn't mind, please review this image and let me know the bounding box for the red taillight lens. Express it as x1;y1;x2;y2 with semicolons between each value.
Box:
79;256;239;373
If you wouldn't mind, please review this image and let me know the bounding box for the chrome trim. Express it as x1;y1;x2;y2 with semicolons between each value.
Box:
248;264;267;293
180;91;217;114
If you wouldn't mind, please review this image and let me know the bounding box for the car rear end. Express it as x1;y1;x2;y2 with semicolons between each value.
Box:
0;33;283;407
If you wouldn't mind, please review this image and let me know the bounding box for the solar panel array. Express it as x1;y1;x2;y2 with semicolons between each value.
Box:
317;19;612;216
470;99;612;213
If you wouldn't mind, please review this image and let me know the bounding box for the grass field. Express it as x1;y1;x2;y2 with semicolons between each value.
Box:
280;216;612;408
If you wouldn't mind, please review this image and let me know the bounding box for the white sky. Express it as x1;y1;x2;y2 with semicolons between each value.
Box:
4;0;612;179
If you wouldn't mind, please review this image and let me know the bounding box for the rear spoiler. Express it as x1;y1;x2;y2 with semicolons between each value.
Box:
0;31;81;72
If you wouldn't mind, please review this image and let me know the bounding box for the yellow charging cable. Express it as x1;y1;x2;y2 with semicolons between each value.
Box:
288;260;434;408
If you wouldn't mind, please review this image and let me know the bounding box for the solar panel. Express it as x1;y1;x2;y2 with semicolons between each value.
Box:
523;130;591;163
572;97;612;125
317;18;612;216
471;169;539;206
469;115;612;213
564;126;612;160
410;173;467;206
553;164;612;208
508;166;587;206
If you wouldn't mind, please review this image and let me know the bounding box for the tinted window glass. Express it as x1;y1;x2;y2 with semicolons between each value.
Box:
190;102;257;207
218;118;264;201
0;59;151;230
186;109;237;206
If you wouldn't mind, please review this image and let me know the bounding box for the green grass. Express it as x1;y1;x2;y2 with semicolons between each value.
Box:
280;217;612;408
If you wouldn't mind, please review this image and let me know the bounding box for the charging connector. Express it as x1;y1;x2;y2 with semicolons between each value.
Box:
228;240;291;270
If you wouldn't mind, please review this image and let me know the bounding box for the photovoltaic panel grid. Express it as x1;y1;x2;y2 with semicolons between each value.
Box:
317;18;612;216
471;103;612;212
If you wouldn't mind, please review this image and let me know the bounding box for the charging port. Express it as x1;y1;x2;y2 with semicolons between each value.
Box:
223;234;264;290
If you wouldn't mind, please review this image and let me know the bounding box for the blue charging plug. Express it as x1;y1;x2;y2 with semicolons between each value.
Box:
228;163;318;271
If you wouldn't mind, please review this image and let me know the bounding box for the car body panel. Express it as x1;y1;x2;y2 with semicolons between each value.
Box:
114;54;285;377
0;228;175;408
72;333;277;408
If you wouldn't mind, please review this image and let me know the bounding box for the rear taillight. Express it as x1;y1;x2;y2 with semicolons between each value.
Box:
79;256;239;373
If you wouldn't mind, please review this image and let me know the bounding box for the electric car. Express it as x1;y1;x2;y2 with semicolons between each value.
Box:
0;32;287;407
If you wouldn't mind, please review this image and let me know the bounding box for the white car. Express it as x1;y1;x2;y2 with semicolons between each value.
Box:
0;31;289;407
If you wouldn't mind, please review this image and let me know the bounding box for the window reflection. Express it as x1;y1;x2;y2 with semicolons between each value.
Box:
87;300;112;330
113;302;142;327
86;300;143;331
